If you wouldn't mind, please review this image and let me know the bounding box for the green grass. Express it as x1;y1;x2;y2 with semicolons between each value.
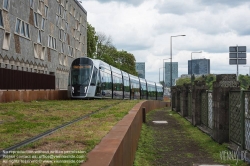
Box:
170;110;248;166
0;100;121;149
134;110;156;166
1;100;141;166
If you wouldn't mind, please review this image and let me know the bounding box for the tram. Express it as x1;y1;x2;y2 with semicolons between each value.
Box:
68;57;163;100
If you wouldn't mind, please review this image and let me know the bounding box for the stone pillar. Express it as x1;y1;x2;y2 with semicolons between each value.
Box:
180;83;190;117
175;86;182;112
212;74;240;144
192;81;207;126
171;87;176;110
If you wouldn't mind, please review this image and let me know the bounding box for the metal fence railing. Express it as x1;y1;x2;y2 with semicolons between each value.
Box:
229;91;242;146
188;92;192;119
208;91;213;129
201;91;208;127
172;86;250;153
0;68;55;89
245;91;250;151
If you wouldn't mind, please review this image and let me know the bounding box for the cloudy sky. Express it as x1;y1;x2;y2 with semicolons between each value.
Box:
79;0;250;82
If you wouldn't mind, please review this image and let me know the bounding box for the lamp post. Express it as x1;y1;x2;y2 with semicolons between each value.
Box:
191;51;202;84
170;35;186;88
244;66;250;76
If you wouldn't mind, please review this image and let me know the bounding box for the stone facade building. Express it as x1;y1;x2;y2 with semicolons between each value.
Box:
0;0;87;89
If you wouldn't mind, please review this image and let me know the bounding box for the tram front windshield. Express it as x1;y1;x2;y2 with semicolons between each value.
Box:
71;65;93;86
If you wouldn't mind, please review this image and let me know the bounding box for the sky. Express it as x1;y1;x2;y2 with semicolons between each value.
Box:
79;0;250;82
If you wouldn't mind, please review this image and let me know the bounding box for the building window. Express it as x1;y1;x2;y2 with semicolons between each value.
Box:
26;24;30;37
30;0;34;8
77;23;81;31
48;35;56;49
79;15;82;23
59;53;63;65
65;22;68;32
61;19;65;29
59;29;64;40
41;18;45;30
15;18;30;38
64;55;68;66
0;10;4;27
65;1;68;10
64;32;67;41
61;42;64;53
3;0;9;11
68;46;73;57
37;30;42;43
41;46;45;60
20;21;26;36
15;19;21;33
34;43;39;58
44;5;48;18
63;10;66;19
56;15;59;25
3;32;10;50
34;12;38;27
73;8;76;17
58;5;62;16
37;0;44;15
70;5;72;15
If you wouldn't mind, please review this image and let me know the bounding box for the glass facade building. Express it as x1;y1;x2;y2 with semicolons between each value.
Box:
164;62;178;87
136;62;145;79
188;59;210;75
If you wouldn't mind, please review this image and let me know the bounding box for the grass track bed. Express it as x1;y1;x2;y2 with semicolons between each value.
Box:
0;100;123;150
11;100;140;165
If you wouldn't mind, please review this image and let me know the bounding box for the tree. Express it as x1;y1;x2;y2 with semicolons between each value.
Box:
175;74;216;89
176;77;191;86
87;23;138;75
87;23;98;58
239;74;250;90
118;50;137;75
96;32;113;59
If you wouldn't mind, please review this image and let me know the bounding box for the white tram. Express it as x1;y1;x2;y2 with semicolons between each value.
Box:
68;57;163;100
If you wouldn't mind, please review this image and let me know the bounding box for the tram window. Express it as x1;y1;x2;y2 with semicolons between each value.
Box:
71;65;92;86
90;67;97;86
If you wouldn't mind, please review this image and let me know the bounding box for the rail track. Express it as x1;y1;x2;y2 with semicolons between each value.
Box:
0;101;121;159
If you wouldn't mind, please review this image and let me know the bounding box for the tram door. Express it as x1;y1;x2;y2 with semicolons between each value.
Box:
95;70;102;97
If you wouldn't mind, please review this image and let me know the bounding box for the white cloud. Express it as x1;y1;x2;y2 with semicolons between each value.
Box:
80;0;250;83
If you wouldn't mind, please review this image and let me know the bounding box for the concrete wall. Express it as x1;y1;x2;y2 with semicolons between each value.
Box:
82;100;168;166
0;90;68;102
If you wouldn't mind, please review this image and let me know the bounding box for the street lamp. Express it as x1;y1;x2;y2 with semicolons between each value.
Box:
244;66;250;76
170;35;186;88
191;51;202;84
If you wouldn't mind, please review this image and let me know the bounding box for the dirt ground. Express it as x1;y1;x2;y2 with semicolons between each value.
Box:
147;109;218;166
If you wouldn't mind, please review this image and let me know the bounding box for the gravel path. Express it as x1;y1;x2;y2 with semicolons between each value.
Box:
147;109;218;166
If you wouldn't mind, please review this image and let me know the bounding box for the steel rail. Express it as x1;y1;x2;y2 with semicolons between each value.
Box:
0;101;121;159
